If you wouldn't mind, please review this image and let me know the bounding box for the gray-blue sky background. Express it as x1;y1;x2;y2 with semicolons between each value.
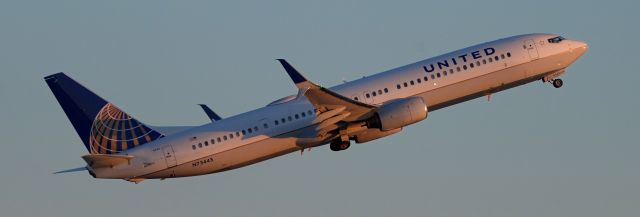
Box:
1;1;638;217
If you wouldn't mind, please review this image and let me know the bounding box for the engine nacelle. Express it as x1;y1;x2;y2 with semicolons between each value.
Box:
368;97;428;131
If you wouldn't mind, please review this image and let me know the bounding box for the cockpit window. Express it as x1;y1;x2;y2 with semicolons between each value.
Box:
548;36;565;43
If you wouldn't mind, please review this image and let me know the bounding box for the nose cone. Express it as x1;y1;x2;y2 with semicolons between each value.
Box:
571;40;589;55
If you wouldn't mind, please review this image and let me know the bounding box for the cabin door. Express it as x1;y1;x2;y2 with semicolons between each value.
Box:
162;145;177;168
524;39;539;60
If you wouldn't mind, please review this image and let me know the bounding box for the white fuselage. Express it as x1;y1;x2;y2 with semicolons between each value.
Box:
90;33;588;180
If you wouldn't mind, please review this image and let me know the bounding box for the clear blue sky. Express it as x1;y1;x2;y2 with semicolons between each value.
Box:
1;1;638;217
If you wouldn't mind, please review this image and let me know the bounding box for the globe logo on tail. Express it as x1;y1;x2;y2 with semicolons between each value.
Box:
89;103;163;154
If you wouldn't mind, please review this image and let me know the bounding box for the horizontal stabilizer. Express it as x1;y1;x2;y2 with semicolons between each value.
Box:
53;166;87;174
82;154;134;169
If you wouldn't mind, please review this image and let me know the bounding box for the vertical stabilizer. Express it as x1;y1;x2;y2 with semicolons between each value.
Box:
44;73;163;154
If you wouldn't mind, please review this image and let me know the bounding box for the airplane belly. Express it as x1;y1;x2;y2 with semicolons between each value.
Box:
420;54;567;111
143;136;301;178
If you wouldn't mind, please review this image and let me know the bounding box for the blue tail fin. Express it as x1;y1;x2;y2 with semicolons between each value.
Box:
44;73;164;154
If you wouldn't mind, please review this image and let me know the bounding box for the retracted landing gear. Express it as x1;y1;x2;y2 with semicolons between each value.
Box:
330;139;350;151
552;79;563;88
330;130;351;151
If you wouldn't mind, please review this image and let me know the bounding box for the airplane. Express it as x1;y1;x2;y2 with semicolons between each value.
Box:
45;33;588;183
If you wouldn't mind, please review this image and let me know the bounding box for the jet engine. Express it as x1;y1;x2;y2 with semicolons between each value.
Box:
367;97;428;131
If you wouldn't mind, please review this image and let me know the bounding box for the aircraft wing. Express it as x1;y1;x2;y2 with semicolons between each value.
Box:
277;59;376;122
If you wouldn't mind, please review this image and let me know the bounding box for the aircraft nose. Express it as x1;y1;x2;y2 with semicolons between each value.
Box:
572;40;589;54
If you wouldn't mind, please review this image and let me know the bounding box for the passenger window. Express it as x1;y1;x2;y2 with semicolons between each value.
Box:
482;59;487;64
456;66;461;72
489;57;493;63
378;90;382;95
417;78;422;83
248;128;252;133
295;114;299;119
403;82;408;87
410;80;414;85
384;88;389;93
449;69;454;74
507;52;511;57
211;139;215;144
288;116;292;121
281;118;286;123
431;74;435;79
229;134;233;139
366;93;370;98
501;54;505;59
372;92;377;97
470;63;474;68
463;65;468;70
198;143;202;148
494;56;499;61
443;71;447;76
396;84;401;89
254;126;259;131
242;130;246;135
192;145;196;150
275;120;279;125
217;137;221;142
436;73;441;78
223;135;227;141
204;141;209;146
264;123;269;128
301;112;306;117
476;61;480;66
307;110;312;115
236;132;240;137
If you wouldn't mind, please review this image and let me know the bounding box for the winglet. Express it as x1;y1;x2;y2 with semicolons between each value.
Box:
277;59;313;89
198;104;222;122
275;58;376;122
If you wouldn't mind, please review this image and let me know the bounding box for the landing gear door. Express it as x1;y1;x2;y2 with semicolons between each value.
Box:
162;145;177;168
524;39;539;60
